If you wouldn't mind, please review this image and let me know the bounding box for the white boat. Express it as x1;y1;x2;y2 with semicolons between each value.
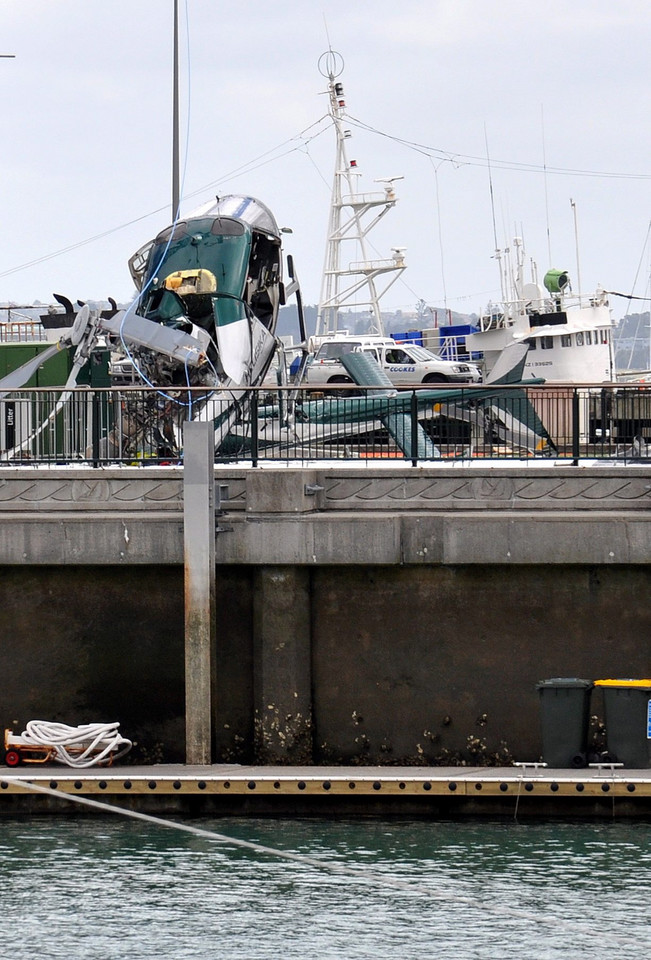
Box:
466;238;615;383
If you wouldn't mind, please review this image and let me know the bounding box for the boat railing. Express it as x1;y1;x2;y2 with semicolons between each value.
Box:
341;191;393;207
477;311;508;332
437;335;461;361
548;292;611;314
0;320;48;343
346;257;405;275
0;383;650;467
478;289;611;333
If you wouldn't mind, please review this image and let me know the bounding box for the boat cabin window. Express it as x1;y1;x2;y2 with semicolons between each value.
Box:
561;334;572;347
601;330;610;344
526;338;537;350
540;337;554;350
576;332;584;346
584;331;592;345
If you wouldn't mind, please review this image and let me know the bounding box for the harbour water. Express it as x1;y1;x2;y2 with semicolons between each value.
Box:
2;816;649;958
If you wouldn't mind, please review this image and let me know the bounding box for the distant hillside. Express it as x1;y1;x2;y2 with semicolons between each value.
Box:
276;304;476;341
7;300;644;371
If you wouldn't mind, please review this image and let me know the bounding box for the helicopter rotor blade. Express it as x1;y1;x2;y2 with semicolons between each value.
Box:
0;343;63;399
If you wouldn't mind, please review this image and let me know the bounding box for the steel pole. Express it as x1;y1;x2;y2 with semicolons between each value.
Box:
172;0;180;221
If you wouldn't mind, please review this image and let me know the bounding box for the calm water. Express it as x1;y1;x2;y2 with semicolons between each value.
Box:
1;816;649;959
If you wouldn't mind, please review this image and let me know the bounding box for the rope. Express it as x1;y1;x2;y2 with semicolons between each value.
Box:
605;290;651;301
16;721;132;768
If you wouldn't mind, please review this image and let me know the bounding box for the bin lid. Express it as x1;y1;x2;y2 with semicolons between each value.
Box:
536;678;593;689
594;678;651;687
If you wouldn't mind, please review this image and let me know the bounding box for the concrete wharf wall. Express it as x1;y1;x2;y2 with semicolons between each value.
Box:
0;463;649;766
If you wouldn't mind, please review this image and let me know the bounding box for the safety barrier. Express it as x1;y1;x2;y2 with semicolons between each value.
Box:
0;383;650;466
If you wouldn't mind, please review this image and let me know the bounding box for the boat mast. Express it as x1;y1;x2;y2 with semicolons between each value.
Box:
315;51;406;337
570;198;582;297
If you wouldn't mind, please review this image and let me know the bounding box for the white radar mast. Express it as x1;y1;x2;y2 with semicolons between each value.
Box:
315;51;406;337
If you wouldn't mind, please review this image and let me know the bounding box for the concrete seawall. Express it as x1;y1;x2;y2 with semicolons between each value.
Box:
0;462;649;766
1;462;651;566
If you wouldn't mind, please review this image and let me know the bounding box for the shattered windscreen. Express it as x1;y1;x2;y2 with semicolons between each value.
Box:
144;217;252;301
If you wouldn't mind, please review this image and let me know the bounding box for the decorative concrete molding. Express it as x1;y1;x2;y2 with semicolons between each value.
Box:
0;465;649;566
320;470;651;510
0;475;183;510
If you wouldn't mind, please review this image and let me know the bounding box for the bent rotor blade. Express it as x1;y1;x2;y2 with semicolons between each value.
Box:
341;352;395;392
2;350;89;459
101;310;206;367
488;390;557;453
1;319;94;459
0;343;63;399
340;352;439;457
485;341;529;385
383;412;441;459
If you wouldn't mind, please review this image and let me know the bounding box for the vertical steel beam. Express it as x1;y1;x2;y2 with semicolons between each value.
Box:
183;421;216;763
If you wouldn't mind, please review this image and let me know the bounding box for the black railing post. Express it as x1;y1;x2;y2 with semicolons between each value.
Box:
600;388;609;457
572;389;580;464
250;391;259;467
91;390;101;467
411;390;418;466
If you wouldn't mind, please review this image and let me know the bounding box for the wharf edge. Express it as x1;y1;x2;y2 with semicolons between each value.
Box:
1;765;650;818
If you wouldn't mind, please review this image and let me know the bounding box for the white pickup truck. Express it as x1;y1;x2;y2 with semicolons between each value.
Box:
301;335;481;387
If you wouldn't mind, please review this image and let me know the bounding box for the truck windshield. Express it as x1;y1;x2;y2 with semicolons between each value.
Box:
405;344;445;362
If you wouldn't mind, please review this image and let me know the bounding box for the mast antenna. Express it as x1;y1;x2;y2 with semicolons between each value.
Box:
541;105;552;266
484;125;504;302
315;52;406;337
570;198;582;295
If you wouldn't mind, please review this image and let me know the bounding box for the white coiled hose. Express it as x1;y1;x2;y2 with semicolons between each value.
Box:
22;720;132;768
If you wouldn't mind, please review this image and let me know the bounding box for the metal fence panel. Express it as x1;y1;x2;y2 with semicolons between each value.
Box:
1;384;650;465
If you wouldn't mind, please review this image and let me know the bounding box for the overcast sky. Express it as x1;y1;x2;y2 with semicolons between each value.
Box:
0;0;649;321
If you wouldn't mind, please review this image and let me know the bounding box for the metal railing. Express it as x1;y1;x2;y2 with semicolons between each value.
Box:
0;320;49;343
1;383;650;466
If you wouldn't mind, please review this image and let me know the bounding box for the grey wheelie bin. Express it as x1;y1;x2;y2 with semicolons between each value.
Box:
536;678;594;768
594;679;651;768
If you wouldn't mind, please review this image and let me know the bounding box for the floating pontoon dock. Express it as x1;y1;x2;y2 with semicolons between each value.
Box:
1;765;649;817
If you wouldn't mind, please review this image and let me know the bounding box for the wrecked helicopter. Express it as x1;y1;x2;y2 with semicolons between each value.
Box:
0;194;305;461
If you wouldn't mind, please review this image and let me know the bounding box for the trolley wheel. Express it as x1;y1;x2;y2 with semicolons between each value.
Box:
5;750;21;767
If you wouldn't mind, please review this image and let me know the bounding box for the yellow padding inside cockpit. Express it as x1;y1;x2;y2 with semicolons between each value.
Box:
164;269;217;296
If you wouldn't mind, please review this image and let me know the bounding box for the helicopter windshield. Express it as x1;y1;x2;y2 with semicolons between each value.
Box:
144;217;252;301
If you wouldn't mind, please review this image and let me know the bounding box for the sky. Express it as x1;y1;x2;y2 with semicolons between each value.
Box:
0;0;649;322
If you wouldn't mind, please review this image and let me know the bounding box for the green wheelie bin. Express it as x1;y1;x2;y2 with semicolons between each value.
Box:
594;679;651;768
536;678;594;768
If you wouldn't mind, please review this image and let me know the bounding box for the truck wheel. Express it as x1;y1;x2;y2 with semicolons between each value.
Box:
423;373;448;384
5;750;21;767
326;375;360;396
